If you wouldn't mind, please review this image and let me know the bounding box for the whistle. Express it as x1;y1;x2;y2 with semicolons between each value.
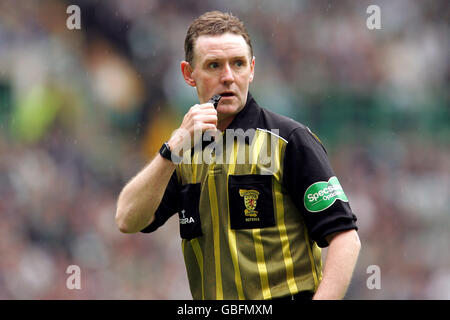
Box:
208;94;222;109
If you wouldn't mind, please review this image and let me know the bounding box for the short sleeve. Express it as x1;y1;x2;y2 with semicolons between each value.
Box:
140;171;181;233
283;126;358;247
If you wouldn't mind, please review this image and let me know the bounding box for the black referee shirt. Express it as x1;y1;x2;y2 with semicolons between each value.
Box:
142;92;358;300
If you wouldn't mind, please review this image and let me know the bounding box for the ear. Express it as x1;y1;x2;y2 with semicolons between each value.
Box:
181;61;196;87
249;56;255;82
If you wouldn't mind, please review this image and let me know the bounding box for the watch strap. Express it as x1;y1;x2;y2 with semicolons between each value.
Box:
159;142;182;164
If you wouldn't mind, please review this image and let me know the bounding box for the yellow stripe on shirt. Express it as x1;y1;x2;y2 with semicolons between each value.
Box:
252;228;272;299
190;238;205;300
250;131;272;299
226;140;245;299
274;181;298;295
208;164;223;299
273;140;298;295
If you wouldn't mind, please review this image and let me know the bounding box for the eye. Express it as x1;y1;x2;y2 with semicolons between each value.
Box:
209;62;219;69
235;60;244;67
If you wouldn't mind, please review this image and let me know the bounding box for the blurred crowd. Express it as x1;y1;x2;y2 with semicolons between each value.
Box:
0;0;448;299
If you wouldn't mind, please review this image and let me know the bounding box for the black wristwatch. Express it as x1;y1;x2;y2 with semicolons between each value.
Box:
159;142;182;164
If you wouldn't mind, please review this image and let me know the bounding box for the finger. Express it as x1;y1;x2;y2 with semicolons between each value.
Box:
193;115;218;126
201;123;218;133
198;102;216;109
192;121;217;133
189;104;213;116
192;109;217;117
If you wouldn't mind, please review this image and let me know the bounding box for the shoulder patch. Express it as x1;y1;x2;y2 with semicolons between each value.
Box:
304;176;348;212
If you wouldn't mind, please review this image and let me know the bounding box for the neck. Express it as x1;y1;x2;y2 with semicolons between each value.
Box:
217;116;235;132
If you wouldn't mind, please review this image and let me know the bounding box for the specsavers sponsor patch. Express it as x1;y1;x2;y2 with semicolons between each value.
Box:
304;176;348;212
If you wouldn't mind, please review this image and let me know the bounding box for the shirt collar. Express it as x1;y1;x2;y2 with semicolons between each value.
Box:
225;91;261;133
222;91;261;145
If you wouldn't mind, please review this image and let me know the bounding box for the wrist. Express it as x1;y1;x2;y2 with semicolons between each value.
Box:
167;128;191;157
159;142;182;164
166;140;182;157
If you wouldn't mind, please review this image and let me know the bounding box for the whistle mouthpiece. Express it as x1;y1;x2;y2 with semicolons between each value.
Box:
208;94;222;109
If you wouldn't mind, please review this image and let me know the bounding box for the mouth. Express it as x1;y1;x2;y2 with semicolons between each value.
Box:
219;91;235;99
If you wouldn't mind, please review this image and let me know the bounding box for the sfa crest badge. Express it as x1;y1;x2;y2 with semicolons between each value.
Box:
239;189;260;222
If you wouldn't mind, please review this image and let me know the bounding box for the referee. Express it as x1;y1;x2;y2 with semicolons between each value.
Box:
116;11;360;300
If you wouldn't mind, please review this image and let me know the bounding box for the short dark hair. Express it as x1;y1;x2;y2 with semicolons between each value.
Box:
184;11;253;64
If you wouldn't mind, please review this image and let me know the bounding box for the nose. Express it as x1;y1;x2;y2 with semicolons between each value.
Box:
220;63;234;85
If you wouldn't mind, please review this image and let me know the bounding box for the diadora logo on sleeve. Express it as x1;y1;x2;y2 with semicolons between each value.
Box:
179;209;195;224
304;176;348;212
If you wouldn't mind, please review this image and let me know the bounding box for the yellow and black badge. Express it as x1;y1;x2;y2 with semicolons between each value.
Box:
239;189;260;221
228;175;275;230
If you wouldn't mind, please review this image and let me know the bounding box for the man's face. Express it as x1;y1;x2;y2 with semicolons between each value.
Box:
186;32;255;121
